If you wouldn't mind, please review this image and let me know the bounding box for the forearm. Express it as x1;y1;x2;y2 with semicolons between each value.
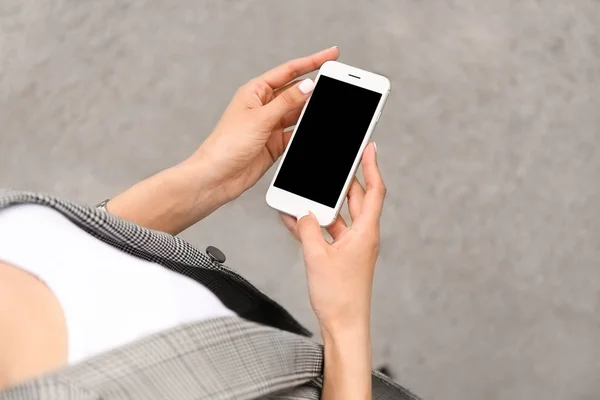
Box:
106;162;227;235
321;324;372;400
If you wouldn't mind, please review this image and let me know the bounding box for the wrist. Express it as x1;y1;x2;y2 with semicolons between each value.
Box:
318;306;372;340
321;321;372;399
172;160;231;216
322;328;372;369
321;320;371;348
107;161;228;234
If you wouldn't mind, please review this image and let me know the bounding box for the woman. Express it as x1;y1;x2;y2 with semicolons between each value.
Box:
0;47;415;400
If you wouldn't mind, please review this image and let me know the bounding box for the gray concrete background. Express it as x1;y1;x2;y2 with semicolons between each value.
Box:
1;1;600;399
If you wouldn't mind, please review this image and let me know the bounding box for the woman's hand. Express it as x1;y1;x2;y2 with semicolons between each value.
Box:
280;143;385;400
281;142;384;333
185;46;340;204
107;47;338;235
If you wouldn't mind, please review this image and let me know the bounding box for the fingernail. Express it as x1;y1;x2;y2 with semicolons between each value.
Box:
299;78;315;94
330;45;339;50
296;210;310;220
373;142;378;154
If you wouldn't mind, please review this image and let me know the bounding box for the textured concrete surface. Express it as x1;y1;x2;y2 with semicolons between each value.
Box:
1;1;600;399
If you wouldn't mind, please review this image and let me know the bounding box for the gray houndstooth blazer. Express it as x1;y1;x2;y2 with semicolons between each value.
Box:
0;191;420;400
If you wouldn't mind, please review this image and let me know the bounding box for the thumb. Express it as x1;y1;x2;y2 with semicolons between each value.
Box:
296;212;327;249
262;79;315;126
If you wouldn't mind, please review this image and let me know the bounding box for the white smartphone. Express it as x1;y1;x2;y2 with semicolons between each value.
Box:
266;61;390;226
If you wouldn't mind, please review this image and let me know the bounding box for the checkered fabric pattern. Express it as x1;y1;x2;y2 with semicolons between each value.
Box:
0;191;420;400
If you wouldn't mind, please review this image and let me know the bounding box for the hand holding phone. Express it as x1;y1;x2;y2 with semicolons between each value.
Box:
266;61;390;226
279;141;385;400
280;142;384;331
163;47;339;228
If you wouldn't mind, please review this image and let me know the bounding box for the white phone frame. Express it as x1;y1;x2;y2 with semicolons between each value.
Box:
266;61;390;226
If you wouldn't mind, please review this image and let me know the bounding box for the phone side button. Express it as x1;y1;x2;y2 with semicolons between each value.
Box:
375;112;381;123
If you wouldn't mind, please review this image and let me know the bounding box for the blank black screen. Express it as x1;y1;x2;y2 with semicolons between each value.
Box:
274;75;382;207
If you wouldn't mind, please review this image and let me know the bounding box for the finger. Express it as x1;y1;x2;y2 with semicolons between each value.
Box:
347;178;366;221
326;214;348;241
357;142;386;225
280;213;300;240
261;46;339;89
282;130;292;148
274;79;302;98
264;129;292;162
274;82;306;129
296;212;328;250
279;107;303;131
260;79;315;126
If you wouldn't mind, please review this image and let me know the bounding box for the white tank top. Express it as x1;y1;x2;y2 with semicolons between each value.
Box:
0;204;235;364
